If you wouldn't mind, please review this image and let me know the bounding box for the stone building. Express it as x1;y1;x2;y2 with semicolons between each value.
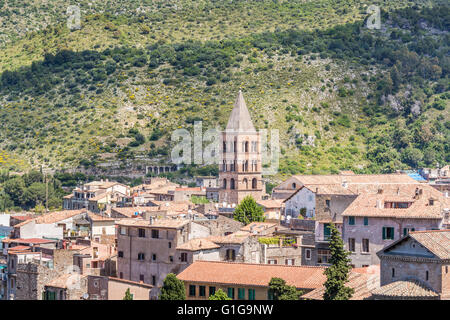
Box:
373;230;450;300
219;91;264;205
115;217;210;298
63;180;130;211
87;275;153;300
13;249;79;300
43;273;88;300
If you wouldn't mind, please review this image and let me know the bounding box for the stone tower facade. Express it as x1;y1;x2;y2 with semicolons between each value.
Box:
218;90;264;205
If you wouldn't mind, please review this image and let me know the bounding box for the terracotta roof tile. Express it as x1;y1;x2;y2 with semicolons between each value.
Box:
176;238;220;251
302;268;380;300
177;261;326;289
371;280;438;298
409;229;450;260
116;218;189;229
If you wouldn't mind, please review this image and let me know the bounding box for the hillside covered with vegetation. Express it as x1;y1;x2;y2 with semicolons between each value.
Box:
0;0;448;179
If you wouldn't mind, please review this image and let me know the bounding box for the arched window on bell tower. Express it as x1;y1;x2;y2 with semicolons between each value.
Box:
252;178;257;189
223;141;227;153
230;178;235;190
243;178;248;189
223;179;227;189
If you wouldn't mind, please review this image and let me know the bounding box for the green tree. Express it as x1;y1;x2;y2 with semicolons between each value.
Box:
159;273;186;300
123;288;133;300
268;277;302;300
3;177;26;206
323;223;354;300
208;289;231;300
233;195;265;225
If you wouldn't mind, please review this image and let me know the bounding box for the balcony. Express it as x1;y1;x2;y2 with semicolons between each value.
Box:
315;236;331;243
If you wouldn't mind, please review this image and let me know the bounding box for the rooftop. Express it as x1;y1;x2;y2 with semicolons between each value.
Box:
302;266;380;300
177;261;327;289
14;209;87;227
176;238;220;251
409;230;450;260
342;185;448;219
116;218;189;229
371;280;438;298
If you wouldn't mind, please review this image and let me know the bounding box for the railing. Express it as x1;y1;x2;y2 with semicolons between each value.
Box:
315;236;331;242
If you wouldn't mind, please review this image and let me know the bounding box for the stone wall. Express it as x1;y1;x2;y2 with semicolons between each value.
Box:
380;257;442;293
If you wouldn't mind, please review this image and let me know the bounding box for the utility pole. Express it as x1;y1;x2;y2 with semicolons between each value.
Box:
45;171;49;213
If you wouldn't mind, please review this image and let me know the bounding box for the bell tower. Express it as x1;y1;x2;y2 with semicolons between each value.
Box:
218;90;264;205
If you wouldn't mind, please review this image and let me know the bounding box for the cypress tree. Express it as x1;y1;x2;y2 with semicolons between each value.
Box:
323;223;354;300
159;273;186;300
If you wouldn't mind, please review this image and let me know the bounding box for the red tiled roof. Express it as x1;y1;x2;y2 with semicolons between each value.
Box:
3;238;57;244
409;229;450;260
177;261;327;289
14;209;87;227
302;268;380;300
342;185;448;219
371;280;438;298
176;238;220;251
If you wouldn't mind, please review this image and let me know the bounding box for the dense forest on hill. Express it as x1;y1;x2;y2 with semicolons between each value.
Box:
0;0;448;180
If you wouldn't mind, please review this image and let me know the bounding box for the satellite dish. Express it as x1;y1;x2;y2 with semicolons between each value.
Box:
82;293;89;300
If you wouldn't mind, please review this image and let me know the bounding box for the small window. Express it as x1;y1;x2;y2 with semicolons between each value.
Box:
168;242;172;248
189;285;196;297
120;227;127;235
138;253;145;261
268;259;277;265
139;274;144;282
363;217;369;226
426;271;429;281
151;229;159;239
238;288;245;300
305;249;311;260
199;286;206;297
169;256;173;262
285;259;295;265
248;289;255;300
227;288;235;299
152;254;157;261
119;272;123;279
383;227;395;240
209;286;216;296
138;228;145;238
118;251;124;258
152;276;156;286
392;268;395;278
362;239;370;253
348;238;356;252
348;216;355;225
181;252;188;262
325;200;330;208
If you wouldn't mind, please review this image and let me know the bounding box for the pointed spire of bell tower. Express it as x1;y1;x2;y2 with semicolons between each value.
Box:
226;90;256;132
